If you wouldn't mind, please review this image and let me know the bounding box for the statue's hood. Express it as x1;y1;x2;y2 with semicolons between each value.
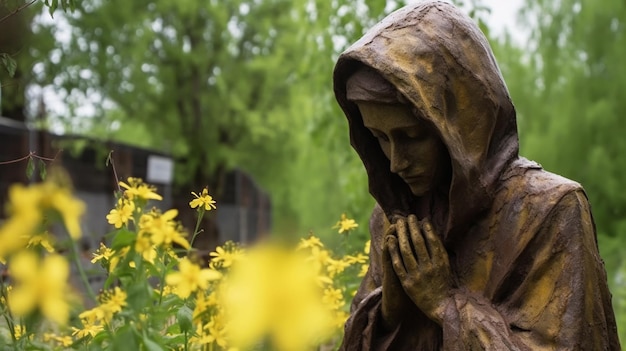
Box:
333;0;519;238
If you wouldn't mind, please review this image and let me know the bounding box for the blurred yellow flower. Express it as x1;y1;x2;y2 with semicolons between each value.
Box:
364;239;371;254
209;245;244;268
221;244;335;351
358;264;369;278
8;252;70;325
46;184;85;240
189;187;217;211
322;288;344;310
166;258;222;299
333;213;359;234
27;232;55;253
296;235;324;250
106;198;135;228
14;325;25;340
119;177;163;201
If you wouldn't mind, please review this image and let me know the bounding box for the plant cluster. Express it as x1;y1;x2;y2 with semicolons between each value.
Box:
0;174;367;350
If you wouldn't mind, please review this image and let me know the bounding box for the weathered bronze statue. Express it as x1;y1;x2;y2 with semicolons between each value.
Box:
333;1;621;349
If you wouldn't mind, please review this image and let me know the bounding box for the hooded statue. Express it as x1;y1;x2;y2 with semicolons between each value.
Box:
333;1;620;350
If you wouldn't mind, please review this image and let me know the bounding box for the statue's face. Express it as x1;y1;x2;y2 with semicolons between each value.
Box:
357;101;449;196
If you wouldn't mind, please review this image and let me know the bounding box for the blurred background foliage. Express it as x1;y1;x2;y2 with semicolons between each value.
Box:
2;0;626;342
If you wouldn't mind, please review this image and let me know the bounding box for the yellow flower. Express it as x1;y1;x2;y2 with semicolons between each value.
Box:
91;243;114;264
205;314;229;348
189;187;217;211
221;244;335;350
106;198;135;228
0;180;85;259
344;253;368;265
139;209;191;250
358;264;369;278
135;231;157;264
326;258;350;278
364;239;371;255
296;235;324;250
72;323;104;339
322;288;344;310
27;232;55;253
165;258;222;299
209;245;244;268
100;287;127;317
0;185;43;258
8;252;70;325
14;325;26;340
119;177;163;201
47;183;85;240
333;213;359;234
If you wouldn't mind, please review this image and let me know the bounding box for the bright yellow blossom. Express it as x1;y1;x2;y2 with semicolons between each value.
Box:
91;243;114;264
72;323;104;339
221;244;335;351
8;252;70;325
364;239;371;254
189;187;217;211
106;198;135;228
119;177;163;201
166;258;222;299
333;213;359;234
101;287;127;315
139;209;191;250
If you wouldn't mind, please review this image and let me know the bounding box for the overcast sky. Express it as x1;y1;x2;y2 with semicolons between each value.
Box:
481;0;526;41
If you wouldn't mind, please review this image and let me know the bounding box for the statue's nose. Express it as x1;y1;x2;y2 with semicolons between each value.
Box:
389;142;410;174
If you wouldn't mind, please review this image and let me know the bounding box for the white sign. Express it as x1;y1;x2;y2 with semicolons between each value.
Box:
146;155;174;184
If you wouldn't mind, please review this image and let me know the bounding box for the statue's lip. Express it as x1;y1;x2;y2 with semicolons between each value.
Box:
401;174;424;183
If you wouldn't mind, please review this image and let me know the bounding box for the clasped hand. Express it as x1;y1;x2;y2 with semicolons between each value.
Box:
381;214;454;328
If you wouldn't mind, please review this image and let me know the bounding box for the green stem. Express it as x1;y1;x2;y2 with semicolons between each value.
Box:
70;238;98;303
157;251;168;306
184;330;189;351
188;209;205;252
1;272;17;345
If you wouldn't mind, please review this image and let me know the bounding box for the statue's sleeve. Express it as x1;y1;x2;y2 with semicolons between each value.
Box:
440;190;619;350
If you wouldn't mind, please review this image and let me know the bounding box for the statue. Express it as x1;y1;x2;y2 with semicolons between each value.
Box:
333;1;621;349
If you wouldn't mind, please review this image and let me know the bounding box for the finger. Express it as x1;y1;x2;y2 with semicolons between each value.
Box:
421;218;447;263
384;223;396;237
408;214;429;264
396;217;419;272
387;235;408;280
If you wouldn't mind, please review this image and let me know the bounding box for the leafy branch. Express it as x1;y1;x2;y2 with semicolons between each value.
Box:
0;150;62;180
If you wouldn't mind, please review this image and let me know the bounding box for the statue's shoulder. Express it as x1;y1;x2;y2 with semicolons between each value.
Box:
497;157;585;209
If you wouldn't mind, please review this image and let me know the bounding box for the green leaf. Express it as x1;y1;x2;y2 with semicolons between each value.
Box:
176;305;194;333
0;53;17;78
26;157;34;180
38;159;47;180
111;229;136;250
142;334;164;351
50;0;59;17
